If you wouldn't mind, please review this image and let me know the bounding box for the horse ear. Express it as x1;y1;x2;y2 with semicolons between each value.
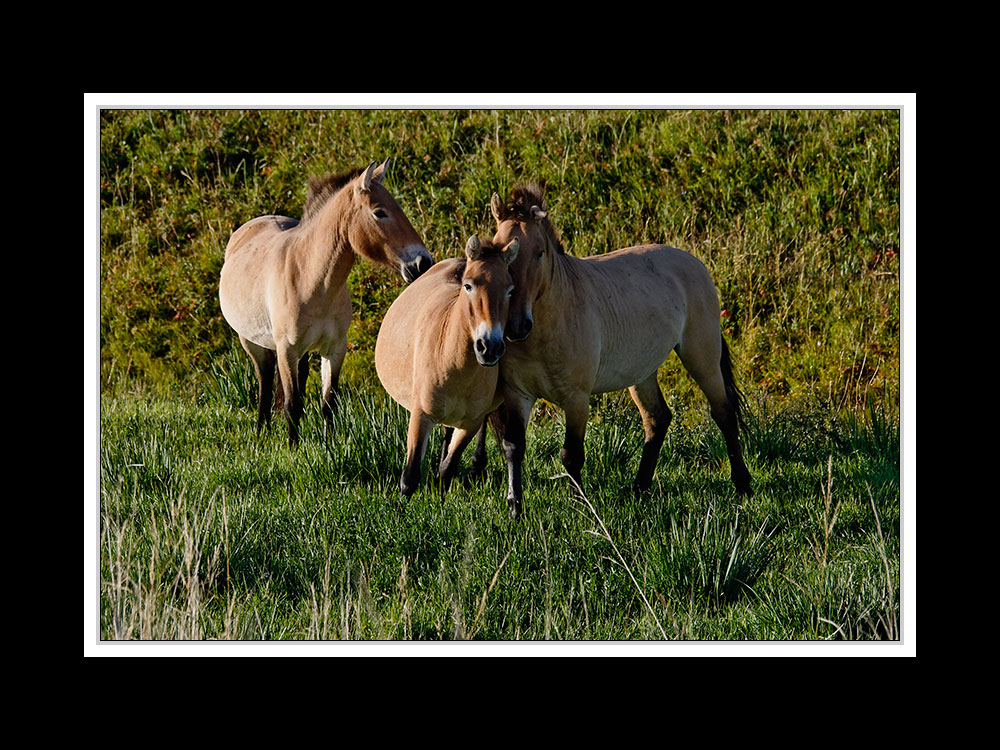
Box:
371;158;390;184
465;234;482;261
359;161;377;192
501;237;519;265
490;193;505;223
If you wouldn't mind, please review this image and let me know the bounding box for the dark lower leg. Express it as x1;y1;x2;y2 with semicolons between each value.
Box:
560;435;585;490
437;428;475;496
468;421;489;476
321;354;342;432
321;387;339;430
502;407;527;520
713;405;752;495
400;413;432;497
633;409;670;493
277;351;304;448
628;379;671;493
284;387;304;447
241;338;276;434
254;353;275;434
438;427;454;476
560;401;590;494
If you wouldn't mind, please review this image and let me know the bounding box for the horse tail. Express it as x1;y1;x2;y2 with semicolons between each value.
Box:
719;334;747;432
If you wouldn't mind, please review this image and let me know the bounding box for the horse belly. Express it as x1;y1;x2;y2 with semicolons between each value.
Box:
592;343;673;393
592;313;683;394
219;260;276;349
586;249;697;393
375;293;421;411
425;368;499;431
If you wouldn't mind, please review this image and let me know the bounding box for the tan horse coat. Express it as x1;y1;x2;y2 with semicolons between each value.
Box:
376;235;518;496
490;185;752;518
219;160;432;445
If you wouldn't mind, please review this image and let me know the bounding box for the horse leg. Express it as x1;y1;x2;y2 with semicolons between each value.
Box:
468;418;490;477
400;411;434;497
239;336;276;434
437;427;477;496
320;338;347;432
560;395;590;494
628;374;672;493
677;336;753;496
276;346;305;447
438;427;454;476
500;392;535;520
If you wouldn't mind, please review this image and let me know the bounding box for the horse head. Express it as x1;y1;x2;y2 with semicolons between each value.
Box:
490;184;560;342
349;159;433;282
462;233;519;366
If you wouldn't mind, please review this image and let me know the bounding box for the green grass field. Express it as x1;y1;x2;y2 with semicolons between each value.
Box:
89;101;909;648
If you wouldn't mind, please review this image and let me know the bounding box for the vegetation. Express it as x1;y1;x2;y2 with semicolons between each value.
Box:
95;108;902;644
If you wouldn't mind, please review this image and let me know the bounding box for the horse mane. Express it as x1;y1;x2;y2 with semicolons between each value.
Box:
502;182;566;255
446;237;511;284
301;167;364;223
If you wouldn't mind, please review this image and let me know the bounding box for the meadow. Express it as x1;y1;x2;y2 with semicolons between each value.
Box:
93;106;906;647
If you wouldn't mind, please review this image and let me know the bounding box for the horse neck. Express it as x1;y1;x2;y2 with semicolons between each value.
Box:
294;189;358;291
535;243;581;318
442;295;479;367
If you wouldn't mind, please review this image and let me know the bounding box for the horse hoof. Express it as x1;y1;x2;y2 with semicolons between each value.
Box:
630;477;653;497
507;498;522;521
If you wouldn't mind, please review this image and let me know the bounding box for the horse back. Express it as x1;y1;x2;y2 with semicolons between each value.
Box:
223;215;299;260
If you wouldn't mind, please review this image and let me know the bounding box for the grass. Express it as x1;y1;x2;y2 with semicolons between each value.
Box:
97;357;900;643
91;104;906;646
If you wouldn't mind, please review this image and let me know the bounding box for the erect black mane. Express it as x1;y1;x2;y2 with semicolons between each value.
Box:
501;182;566;255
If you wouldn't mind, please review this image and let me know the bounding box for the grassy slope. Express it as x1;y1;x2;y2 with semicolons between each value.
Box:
99;109;899;409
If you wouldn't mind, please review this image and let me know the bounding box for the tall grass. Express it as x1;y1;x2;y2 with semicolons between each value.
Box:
98;366;900;642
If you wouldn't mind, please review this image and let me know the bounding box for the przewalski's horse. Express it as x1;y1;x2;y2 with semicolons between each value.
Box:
490;184;752;519
219;159;433;446
375;234;519;497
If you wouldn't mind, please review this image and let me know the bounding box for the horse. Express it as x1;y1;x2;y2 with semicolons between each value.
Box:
219;159;433;446
375;234;519;497
489;183;752;519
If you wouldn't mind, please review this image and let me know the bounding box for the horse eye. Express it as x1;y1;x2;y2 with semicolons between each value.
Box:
506;285;514;297
463;283;473;293
372;208;389;220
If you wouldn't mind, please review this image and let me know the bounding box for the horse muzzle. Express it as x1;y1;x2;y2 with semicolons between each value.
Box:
504;314;533;342
400;247;434;282
474;332;506;367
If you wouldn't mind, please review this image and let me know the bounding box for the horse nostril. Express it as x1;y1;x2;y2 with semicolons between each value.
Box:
475;339;487;354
